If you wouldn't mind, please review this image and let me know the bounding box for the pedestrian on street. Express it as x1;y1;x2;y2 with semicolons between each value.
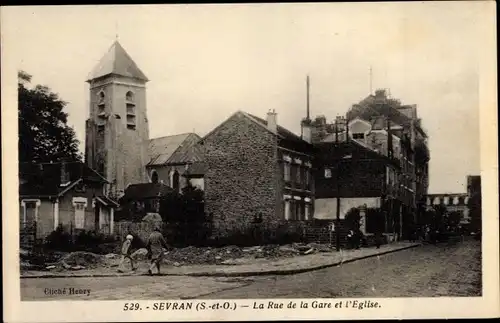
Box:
117;234;137;273
375;231;382;249
347;230;355;249
146;226;169;275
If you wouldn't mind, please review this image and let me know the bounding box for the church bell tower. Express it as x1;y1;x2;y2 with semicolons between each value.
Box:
85;41;150;198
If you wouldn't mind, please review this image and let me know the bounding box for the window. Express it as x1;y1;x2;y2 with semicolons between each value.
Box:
172;171;180;192
74;202;85;229
126;91;134;102
24;201;37;223
126;91;136;130
151;170;159;184
284;163;291;181
324;168;332;179
295;165;301;184
294;202;305;220
305;204;311;220
305;169;310;187
290;201;297;220
353;133;365;140
284;200;291;220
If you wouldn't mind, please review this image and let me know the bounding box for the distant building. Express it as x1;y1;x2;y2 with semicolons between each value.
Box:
19;161;118;239
425;193;470;224
466;175;482;232
147;133;205;192
118;182;175;221
200;110;315;238
313;138;402;235
345;89;430;224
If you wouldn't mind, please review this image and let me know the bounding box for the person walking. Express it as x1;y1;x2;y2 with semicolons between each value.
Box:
146;226;169;275
347;230;354;249
117;235;137;273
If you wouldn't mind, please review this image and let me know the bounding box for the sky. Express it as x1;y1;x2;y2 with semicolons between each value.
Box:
3;3;487;194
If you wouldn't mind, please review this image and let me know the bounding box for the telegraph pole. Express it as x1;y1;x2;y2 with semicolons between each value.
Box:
335;118;341;251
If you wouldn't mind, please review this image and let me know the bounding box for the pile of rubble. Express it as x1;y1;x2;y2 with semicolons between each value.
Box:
159;242;333;266
21;242;334;271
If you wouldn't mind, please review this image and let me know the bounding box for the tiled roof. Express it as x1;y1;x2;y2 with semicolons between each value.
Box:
148;133;202;166
87;41;148;82
19;161;108;197
121;183;174;201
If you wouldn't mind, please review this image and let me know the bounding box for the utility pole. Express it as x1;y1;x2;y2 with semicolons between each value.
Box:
369;66;373;95
335;117;341;251
306;75;310;121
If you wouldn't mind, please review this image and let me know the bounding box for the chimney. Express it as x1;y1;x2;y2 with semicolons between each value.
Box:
266;109;277;134
301;119;312;143
60;162;70;186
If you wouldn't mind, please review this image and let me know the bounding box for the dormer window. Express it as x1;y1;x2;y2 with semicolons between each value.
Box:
126;91;136;130
353;133;365;140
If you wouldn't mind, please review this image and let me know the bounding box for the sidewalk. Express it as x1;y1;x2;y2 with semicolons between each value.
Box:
21;241;420;279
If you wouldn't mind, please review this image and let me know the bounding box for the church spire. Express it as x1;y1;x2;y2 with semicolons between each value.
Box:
87;41;148;82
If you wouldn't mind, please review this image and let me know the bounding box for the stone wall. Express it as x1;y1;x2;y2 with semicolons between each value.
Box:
202;112;281;238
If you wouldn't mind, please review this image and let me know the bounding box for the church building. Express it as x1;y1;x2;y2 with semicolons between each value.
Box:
84;41;204;200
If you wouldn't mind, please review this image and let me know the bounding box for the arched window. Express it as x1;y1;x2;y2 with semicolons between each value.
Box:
172;171;180;192
126;91;134;102
151;170;159;184
97;91;106;121
126;91;136;130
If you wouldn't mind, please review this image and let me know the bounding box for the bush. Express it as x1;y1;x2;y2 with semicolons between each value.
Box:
44;225;73;252
44;226;118;254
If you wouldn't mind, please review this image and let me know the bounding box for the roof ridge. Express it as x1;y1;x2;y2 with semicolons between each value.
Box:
150;132;195;141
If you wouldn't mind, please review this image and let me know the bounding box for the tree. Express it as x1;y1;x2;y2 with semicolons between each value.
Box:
344;207;361;232
159;183;208;246
18;71;82;163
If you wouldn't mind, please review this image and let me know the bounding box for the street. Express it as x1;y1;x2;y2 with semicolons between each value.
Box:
21;240;481;300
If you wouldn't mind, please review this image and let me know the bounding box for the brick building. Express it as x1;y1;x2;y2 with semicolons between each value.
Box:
200;110;315;238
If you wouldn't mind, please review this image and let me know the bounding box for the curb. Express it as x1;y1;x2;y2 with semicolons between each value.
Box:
21;243;421;279
185;243;421;277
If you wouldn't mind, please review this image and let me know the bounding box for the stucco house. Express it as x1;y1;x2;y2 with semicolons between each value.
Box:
19;161;119;240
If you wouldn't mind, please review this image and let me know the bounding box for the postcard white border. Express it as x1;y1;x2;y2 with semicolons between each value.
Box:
2;2;499;322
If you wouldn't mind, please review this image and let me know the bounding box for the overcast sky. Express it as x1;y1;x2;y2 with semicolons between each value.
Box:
4;3;487;193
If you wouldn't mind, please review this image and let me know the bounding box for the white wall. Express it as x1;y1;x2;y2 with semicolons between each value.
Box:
314;197;381;220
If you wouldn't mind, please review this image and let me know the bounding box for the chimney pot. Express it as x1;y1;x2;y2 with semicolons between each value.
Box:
266;110;277;134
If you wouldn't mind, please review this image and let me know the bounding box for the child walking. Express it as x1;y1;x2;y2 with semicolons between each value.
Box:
118;234;137;273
